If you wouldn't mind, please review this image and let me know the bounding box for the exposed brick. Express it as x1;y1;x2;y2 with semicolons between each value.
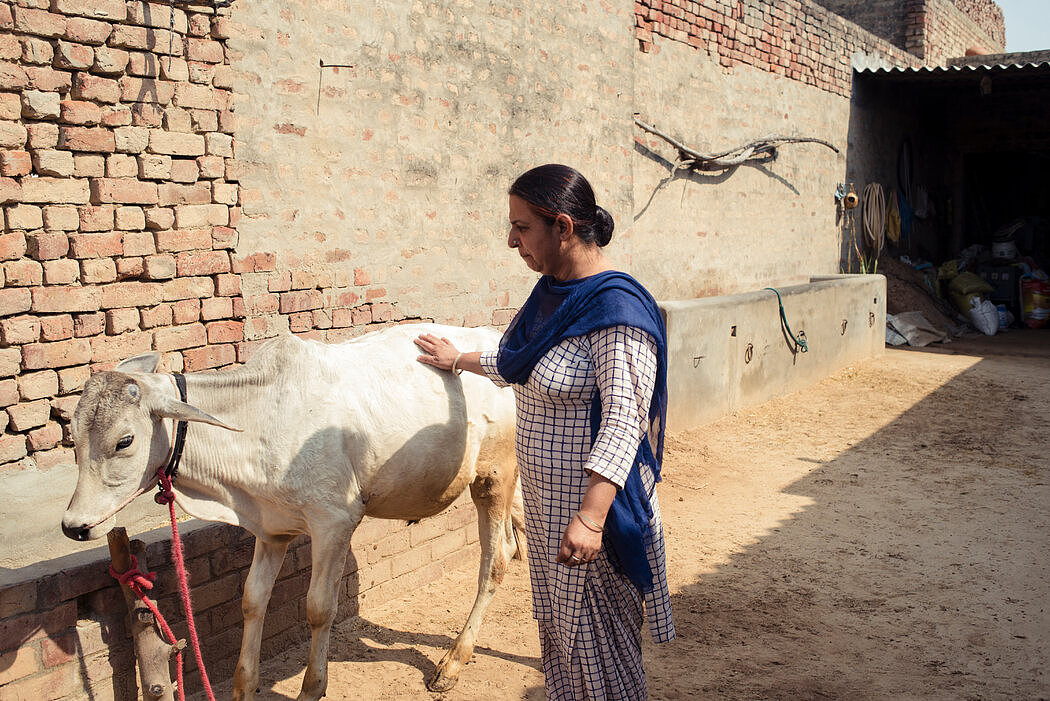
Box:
67;231;123;258
144;253;176;280
22;37;55;66
0;232;27;260
231;252;276;273
3;259;43;286
25;66;72;94
122;230;155;256
52;0;126;21
197;155;224;179
215;273;239;297
31;286;100;313
201;296;232;320
72;73;120;103
18;369;58;400
60;99;101;125
170;157;199;183
183;342;235;371
43;259;80;285
105;307;140;334
20;89;60;120
138;153;171;179
114;205;145;230
0;378;17;407
94;46;130;76
116;256;144;279
1;314;40;345
65;17;113;46
139;303;172;329
0;119;27;148
21;338;91;369
20;177;90;204
113;125;149;153
155;228;210;252
99;281;162;309
159;57;189;83
78;204;115;231
279;290;324;314
104;153;138;178
54;41;95;70
80;257;117;283
27;420;63;451
120;76;175;104
12;7;67;39
5;203;42;230
190;109;218;133
149;129;205;156
32;149;75;177
90;178;158;204
0;347;21;376
58;126;115;152
73;153;104;177
144;206;174;230
110;25;182;54
153;323;205;352
162;276;213;301
73;312;104;337
0;93;17;121
0;61;29;91
186;38;224;64
0;176;22;204
25;123;57;151
157;181;210;206
90;330;152;362
39;314;74;341
0;150;31;176
100;104;133;127
0;432;27;462
57;364;89;393
176;250;229;276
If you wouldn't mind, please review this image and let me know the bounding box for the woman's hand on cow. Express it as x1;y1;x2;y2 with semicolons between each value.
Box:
414;334;461;372
556;516;602;567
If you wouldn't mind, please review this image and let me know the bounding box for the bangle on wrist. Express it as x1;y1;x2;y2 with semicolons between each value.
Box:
451;352;463;376
576;512;603;533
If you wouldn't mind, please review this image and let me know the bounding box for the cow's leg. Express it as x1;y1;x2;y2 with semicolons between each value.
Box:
298;511;359;701
233;535;292;701
428;462;518;692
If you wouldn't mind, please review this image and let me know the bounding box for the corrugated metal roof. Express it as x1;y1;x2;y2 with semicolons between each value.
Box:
854;50;1050;81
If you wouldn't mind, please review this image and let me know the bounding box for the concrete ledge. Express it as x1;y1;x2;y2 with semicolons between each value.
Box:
662;274;886;431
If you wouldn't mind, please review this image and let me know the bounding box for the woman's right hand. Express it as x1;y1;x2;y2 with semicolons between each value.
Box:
414;333;461;372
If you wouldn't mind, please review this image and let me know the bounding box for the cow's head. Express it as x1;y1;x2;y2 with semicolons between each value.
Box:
62;352;239;542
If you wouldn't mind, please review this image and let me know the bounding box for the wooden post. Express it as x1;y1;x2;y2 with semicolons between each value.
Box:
108;527;184;701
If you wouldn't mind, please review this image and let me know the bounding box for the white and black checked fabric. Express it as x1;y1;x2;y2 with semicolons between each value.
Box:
481;324;675;699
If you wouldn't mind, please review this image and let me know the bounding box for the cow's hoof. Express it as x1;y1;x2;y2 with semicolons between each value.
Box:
426;671;459;693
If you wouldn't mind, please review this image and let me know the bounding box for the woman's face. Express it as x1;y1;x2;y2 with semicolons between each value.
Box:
508;195;562;276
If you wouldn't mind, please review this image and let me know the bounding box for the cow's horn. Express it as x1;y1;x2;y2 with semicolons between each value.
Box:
152;398;243;432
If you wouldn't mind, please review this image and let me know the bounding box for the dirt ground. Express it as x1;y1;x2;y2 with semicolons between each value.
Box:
203;331;1050;701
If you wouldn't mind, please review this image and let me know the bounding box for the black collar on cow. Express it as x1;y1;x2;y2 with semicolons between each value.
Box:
164;373;189;482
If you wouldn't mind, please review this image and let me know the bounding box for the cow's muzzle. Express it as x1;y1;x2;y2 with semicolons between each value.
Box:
61;522;93;541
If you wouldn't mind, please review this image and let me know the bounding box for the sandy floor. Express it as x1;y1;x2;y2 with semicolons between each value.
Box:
203;331;1050;701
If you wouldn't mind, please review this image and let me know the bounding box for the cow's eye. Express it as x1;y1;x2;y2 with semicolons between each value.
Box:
116;435;134;451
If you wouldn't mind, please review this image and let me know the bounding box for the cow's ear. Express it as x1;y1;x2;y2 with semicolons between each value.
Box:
116;352;162;374
152;398;243;433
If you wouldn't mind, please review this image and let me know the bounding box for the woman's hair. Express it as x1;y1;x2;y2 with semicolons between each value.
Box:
508;164;615;247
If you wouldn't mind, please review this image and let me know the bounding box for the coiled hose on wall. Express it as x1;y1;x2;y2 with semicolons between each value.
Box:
862;182;886;262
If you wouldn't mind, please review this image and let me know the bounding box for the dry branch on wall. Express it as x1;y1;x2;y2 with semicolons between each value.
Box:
634;116;839;172
108;528;183;701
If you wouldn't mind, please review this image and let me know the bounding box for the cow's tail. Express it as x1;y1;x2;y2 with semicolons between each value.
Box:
509;479;527;560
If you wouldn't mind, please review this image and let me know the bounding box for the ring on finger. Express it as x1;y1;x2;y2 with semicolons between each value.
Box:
569;554;582;563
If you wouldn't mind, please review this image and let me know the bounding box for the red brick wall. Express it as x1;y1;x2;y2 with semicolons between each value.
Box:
633;0;918;97
0;497;480;698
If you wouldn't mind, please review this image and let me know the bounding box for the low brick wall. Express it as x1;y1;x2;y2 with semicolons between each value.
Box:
0;492;481;699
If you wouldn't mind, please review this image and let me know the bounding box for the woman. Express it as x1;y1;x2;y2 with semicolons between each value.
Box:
415;164;674;700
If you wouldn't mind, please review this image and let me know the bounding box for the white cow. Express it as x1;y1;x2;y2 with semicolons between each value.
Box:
62;323;522;700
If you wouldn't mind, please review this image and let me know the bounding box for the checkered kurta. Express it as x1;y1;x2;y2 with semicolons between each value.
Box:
481;324;675;700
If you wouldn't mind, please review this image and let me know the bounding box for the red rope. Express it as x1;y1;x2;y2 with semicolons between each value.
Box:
156;468;216;701
110;469;216;701
110;554;186;701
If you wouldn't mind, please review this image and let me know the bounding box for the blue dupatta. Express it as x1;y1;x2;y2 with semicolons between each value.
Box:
496;270;667;593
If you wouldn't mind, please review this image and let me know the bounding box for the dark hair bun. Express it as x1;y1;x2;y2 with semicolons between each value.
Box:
594;206;614;247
